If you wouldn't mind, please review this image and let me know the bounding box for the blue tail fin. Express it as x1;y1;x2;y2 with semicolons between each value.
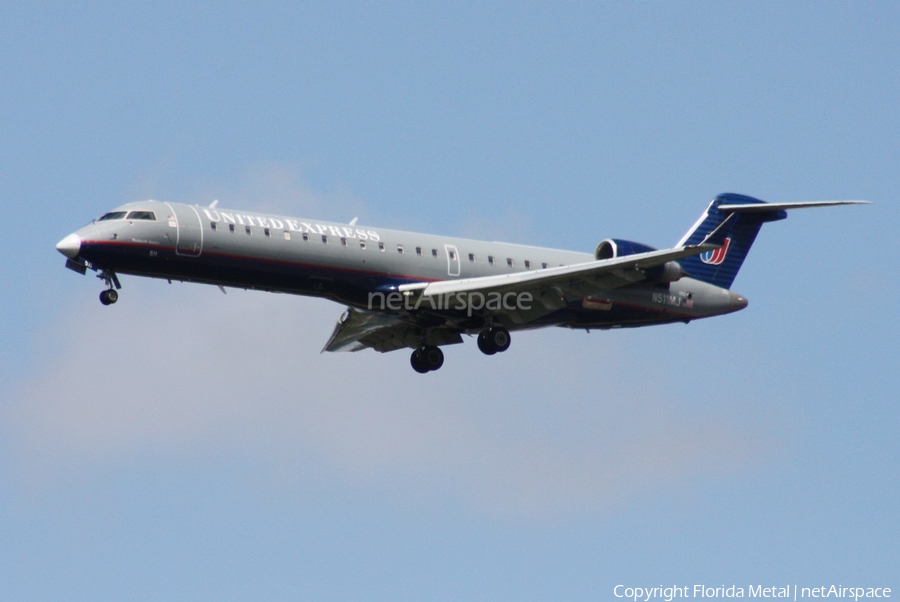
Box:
676;193;787;289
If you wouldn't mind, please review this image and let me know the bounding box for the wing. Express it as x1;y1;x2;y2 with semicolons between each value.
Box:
322;307;463;353
323;243;713;353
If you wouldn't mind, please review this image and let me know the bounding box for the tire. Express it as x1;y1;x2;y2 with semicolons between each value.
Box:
423;346;444;371
488;327;510;353
410;349;430;373
477;330;496;355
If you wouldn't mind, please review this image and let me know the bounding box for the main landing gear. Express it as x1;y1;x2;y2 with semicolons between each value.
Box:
410;326;511;374
477;326;511;355
97;269;121;306
409;327;512;373
410;346;444;373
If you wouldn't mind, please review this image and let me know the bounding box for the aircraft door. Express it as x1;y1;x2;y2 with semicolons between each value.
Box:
166;203;203;257
444;244;460;277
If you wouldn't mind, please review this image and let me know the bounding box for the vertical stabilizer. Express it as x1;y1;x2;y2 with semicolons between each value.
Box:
676;193;787;289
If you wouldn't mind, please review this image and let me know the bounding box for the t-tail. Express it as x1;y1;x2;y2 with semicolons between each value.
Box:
676;193;869;289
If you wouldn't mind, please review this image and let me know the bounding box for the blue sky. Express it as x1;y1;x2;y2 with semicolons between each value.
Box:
2;2;897;600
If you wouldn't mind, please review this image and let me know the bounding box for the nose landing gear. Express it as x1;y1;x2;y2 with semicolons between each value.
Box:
97;269;121;305
99;289;119;305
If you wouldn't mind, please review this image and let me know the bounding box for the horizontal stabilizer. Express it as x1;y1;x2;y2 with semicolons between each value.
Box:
677;194;870;289
718;200;870;212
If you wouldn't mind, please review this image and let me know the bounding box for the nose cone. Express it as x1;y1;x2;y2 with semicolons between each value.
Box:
56;233;81;259
729;292;748;311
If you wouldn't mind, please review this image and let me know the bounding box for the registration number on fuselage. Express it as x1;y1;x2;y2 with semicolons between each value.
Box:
651;291;692;308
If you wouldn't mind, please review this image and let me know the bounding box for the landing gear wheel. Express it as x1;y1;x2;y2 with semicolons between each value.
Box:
99;289;118;305
97;270;121;305
477;330;497;355
422;346;444;371
410;346;444;373
411;349;428;373
488;327;511;353
477;327;510;355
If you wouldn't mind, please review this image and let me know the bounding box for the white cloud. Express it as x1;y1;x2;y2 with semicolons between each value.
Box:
6;281;765;519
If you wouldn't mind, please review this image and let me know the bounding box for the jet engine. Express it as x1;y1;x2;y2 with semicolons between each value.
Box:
594;238;656;260
594;238;685;283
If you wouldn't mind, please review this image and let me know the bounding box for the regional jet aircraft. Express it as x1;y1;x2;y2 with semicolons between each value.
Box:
56;194;866;372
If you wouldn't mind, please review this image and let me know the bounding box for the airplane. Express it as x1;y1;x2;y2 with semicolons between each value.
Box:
56;193;867;373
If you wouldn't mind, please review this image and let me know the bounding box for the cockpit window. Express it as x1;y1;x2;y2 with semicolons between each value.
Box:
126;211;156;220
97;211;127;221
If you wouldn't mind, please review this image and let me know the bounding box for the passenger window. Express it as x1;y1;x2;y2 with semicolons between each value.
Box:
302;232;309;242
283;231;291;240
378;242;385;252
488;256;494;265
322;235;328;244
524;260;531;269
397;245;404;254
245;226;252;235
468;253;475;262
541;262;548;269
264;228;271;237
210;222;217;231
432;249;438;258
507;258;514;267
416;246;422;256
360;241;366;249
229;224;235;233
341;237;347;246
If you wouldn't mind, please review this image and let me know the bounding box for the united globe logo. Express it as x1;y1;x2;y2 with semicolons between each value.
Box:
700;237;731;265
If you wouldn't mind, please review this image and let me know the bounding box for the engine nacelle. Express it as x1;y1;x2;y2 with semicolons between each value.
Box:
642;261;685;283
594;238;656;260
594;238;684;282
